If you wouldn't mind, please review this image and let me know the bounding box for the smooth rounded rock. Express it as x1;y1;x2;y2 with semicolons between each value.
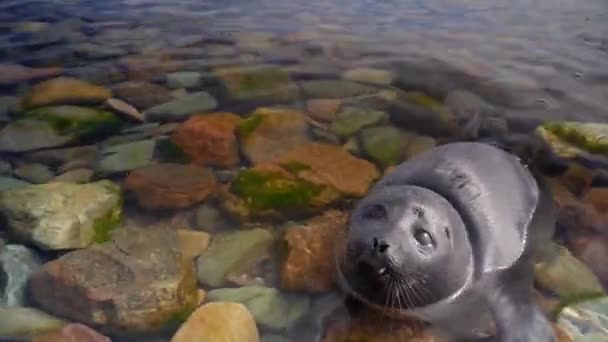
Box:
0;307;66;340
0;244;43;306
21;77;112;109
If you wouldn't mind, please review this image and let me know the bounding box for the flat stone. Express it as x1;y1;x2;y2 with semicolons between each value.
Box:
14;163;55;183
0;307;66;340
0;160;11;175
95;139;156;175
144;91;218;122
29;227;199;335
305;99;341;123
300;80;376;99
194;204;231;232
31;323;111;342
341;67;396;85
176;230;210;260
166;71;201;89
329;106;388;140
197;228;274;287
557;296;608;341
112;81;175;110
238;107;310;164
0;176;31;191
0;63;63;86
0;244;43;306
21;77;112;109
214;64;299;103
0;180;122;250
25;145;100;167
0;119;76;153
171;113;242;168
124;163;217;210
51;168;94;183
206;286;311;331
105;98;145;122
170;302;260;342
72;43;127;60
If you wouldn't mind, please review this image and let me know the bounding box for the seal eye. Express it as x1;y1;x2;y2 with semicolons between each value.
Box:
414;228;434;247
362;204;387;220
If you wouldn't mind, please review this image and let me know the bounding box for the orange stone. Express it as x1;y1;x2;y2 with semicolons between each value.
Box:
171;113;242;168
306;99;341;123
31;323;110;342
280;210;348;293
124;163;217;210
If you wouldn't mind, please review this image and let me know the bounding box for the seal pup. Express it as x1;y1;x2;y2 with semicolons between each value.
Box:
335;141;557;342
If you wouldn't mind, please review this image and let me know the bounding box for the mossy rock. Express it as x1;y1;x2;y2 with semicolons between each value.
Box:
23;105;123;138
215;65;299;103
329;107;389;140
540;121;608;158
236;113;265;139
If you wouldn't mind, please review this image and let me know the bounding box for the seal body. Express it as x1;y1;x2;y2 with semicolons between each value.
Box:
335;141;557;342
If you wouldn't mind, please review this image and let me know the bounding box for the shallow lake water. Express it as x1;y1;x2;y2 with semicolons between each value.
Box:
1;0;608;341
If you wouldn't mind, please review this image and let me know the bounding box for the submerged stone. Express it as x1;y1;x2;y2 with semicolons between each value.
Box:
0;64;63;87
95;139;156;175
170;302;260;342
196;228;275;287
30;323;111;342
0;119;76;152
29;227;199;335
299;80;376;99
13;162;55;184
556;296;608;341
0;307;66;340
23;105;123;138
359;126;436;168
167;71;202;89
329;106;388;140
144;91;218;122
237;107;310;164
0;180;123;250
214;64;299;103
21;77;112;109
112;81;175;110
0;244;43;306
341;67;396;85
537;121;608;163
0;176;31;191
206;286;311;331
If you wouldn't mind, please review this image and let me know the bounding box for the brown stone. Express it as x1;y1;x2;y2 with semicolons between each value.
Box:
29;227;199;334
0;64;63;86
170;302;260;342
583;187;608;213
31;323;110;342
124;163;217;210
51;168;94;184
21;77;112;109
171;113;242;168
177;229;211;259
274;142;380;196
112;81;175;110
567;233;608;289
306;99;341;123
280;210;348;293
559;163;595;196
118;56;181;81
239;107;311;164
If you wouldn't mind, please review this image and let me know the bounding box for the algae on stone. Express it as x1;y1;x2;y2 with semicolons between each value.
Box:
215;64;299;103
23;105;123;137
0;180;123;250
540;121;608;157
329;106;388;139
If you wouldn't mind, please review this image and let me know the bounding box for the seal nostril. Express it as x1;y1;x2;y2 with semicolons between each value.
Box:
372;237;390;253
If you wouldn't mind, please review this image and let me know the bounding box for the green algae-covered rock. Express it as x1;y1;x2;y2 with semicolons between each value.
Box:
23;105;123;137
0;119;79;153
206;286;311;331
358;126;408;168
96;139;156;175
0;180;123;250
144;91;218;122
330;106;388;140
196;228;275;287
0;307;66;340
538;121;608;160
556;296;608;341
215;64;299;103
300;80;377;99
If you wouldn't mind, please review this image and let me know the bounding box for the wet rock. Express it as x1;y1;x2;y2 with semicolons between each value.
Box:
0;307;66;340
280;210;347;293
0;96;18;121
105;98;145;122
556;295;608;341
306;99;341;123
238;107;310;164
170;302;260;342
0;63;63;86
171;113;242;168
145;91;218;122
22;105;122;138
341;67;395;85
262;334;293;342
112;81;175;110
568;235;608;290
329;106;388;140
0;160;11;175
214;64;299;103
21;77;112;109
29;227;199;335
167;71;201;89
13;162;54;183
31;323;111;342
96;139;156;175
537;121;608;166
176;229;210;260
445;89;500;118
194;204;231;232
222;142;379;221
124;163;217;210
535;241;606;299
206;286;311;331
359;126;436;168
0;180;122;250
65;63;126;86
197;228;274;287
25;145;99;167
73;43;126;60
0;119;78;153
51;168;94;183
0;244;43;306
0;176;30;191
300;80;376;99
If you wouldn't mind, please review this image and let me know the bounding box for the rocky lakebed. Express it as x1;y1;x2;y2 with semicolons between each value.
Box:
1;1;608;342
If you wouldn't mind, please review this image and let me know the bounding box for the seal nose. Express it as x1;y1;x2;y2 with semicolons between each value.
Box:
355;237;391;277
371;237;390;254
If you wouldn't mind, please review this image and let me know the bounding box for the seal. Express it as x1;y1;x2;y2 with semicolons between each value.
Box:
334;141;557;342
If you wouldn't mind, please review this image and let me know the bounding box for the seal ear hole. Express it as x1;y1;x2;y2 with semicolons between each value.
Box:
362;203;388;220
445;227;451;240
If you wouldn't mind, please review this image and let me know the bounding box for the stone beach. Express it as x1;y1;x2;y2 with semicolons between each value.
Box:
0;0;608;341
